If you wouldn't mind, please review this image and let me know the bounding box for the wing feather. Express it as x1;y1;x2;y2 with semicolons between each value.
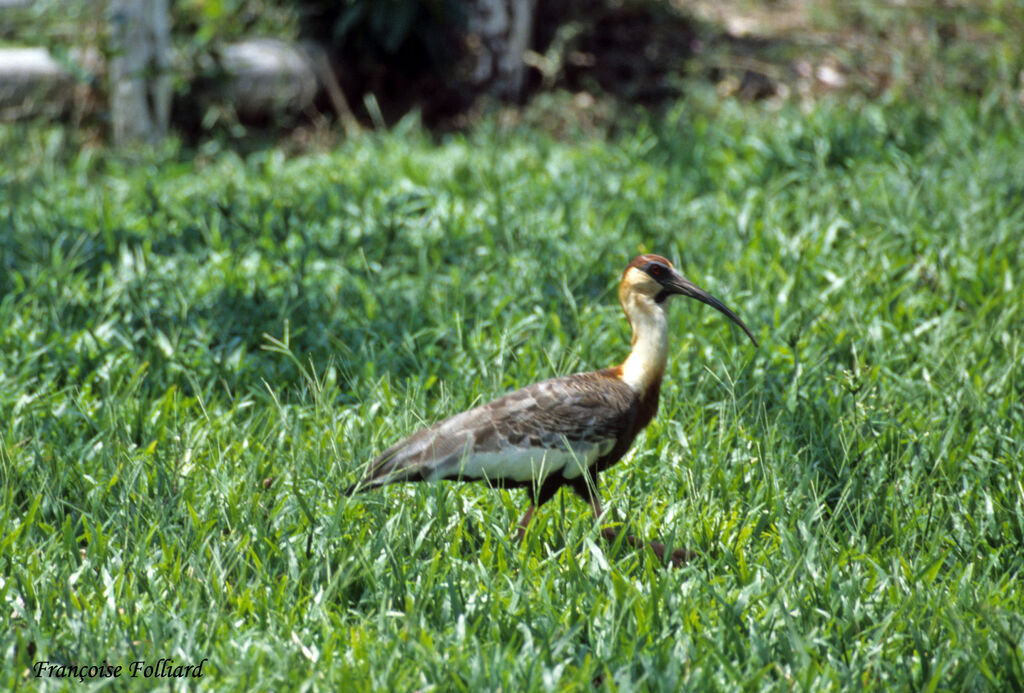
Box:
346;371;637;493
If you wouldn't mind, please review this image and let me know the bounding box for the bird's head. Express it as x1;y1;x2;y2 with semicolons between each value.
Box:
620;254;759;347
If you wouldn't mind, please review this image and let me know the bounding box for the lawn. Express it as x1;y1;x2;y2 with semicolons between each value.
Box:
2;90;1023;690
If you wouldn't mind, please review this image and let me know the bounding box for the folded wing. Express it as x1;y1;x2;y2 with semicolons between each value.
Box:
346;371;638;493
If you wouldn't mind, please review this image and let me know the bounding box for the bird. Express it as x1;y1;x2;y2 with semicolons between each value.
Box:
344;254;758;565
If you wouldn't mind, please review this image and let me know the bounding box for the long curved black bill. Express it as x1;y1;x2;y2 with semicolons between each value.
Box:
669;274;759;347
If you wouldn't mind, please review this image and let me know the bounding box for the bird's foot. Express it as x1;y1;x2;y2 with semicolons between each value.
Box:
600;527;692;567
645;539;694;567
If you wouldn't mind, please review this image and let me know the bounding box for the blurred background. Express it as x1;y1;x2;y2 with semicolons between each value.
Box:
3;5;1024;688
2;0;1022;146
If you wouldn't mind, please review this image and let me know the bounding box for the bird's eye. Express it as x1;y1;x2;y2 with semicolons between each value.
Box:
648;264;664;277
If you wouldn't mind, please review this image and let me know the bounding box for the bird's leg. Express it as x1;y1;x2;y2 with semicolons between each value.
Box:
515;478;561;543
512;504;535;543
588;495;693;567
588;495;632;550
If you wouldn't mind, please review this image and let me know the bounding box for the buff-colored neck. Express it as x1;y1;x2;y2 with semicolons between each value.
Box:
618;291;669;394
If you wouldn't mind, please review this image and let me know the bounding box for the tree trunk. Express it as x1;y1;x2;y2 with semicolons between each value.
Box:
464;0;535;100
107;0;171;145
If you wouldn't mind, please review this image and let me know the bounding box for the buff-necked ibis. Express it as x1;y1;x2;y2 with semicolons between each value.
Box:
345;254;758;565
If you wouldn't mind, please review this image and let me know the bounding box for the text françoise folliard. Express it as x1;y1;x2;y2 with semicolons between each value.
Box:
33;658;208;682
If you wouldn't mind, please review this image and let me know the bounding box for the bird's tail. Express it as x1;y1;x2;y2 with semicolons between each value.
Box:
343;465;428;496
342;478;374;496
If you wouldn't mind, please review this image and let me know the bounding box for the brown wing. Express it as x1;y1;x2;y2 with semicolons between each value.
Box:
345;370;639;494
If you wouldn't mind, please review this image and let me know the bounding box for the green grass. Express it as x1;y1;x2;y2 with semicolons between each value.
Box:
2;91;1023;690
